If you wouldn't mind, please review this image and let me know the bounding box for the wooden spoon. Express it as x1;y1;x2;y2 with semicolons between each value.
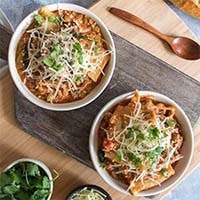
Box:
109;7;200;60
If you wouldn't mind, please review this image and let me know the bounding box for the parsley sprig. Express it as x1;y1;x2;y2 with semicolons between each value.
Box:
43;43;64;71
0;162;51;200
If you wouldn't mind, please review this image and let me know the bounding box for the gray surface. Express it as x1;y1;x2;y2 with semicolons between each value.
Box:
1;1;200;200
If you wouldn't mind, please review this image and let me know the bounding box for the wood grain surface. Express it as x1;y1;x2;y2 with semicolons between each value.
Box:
1;0;200;200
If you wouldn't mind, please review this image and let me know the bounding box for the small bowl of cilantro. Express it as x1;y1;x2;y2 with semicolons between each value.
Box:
66;185;112;200
0;158;53;200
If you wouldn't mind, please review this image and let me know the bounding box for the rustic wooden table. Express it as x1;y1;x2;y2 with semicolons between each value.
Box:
0;0;200;200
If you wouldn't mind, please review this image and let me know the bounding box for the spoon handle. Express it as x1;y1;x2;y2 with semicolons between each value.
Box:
109;7;170;42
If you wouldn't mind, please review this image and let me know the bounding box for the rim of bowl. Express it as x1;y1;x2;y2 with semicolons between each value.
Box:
65;184;112;200
4;158;53;200
8;3;116;111
89;91;194;197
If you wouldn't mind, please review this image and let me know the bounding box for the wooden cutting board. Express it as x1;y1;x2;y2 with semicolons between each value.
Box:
0;1;200;200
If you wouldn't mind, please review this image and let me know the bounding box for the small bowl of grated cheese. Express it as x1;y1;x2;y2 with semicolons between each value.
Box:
66;185;112;200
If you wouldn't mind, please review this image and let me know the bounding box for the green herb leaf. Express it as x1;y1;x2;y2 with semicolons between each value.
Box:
145;146;164;159
34;14;43;26
74;33;84;39
48;16;56;23
166;119;175;127
43;57;55;67
3;185;19;195
31;189;49;200
48;16;61;24
43;44;64;71
136;133;145;141
73;42;84;64
126;129;134;139
99;162;105;168
116;149;123;161
73;43;82;52
75;75;83;83
155;146;164;154
0;173;13;187
160;168;169;177
148;127;160;139
128;153;141;167
93;46;98;54
42;176;50;189
51;44;64;59
77;54;83;64
10;171;22;184
54;63;64;71
26;163;40;177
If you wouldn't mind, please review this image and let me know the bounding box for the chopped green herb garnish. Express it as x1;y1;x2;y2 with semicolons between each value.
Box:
48;16;61;24
43;44;64;71
116;149;123;161
73;33;88;40
73;42;83;64
148;127;160;139
93;46;98;54
155;146;164;154
126;129;134;139
34;14;43;26
166;119;175;127
128;153;141;167
43;57;55;68
77;54;83;65
160;168;169;177
54;63;64;71
145;146;164;159
0;162;51;200
163;131;168;137
136;133;145;141
73;43;82;53
26;163;40;177
51;44;64;59
99;162;105;168
75;75;83;83
3;185;19;195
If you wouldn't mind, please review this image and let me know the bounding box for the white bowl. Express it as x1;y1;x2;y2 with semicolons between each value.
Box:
8;3;116;111
89;91;194;197
4;158;53;200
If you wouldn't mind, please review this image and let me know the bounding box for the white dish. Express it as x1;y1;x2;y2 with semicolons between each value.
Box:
4;158;53;200
8;3;116;111
89;91;194;196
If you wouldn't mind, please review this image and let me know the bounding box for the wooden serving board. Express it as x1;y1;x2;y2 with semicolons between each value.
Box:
1;1;200;200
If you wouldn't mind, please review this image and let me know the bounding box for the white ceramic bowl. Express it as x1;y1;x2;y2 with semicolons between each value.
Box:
90;91;194;196
4;158;53;200
8;3;116;111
